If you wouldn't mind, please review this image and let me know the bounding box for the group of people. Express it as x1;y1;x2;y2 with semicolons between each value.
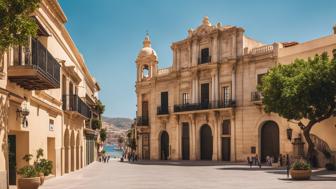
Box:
121;150;138;162
247;154;291;168
99;154;111;163
247;154;262;168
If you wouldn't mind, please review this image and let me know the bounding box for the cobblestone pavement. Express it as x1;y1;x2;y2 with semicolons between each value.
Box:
40;159;336;189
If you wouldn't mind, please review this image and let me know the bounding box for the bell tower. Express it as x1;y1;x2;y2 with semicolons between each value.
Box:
135;34;158;82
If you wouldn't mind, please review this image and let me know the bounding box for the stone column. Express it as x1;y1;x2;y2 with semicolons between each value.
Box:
211;72;215;103
61;146;65;175
212;35;218;63
195;78;199;103
211;112;218;160
230;115;236;161
192;79;195;103
189;114;197;160
215;70;219;102
217;116;222;160
231;65;236;101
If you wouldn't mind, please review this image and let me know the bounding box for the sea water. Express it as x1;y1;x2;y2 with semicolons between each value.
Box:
104;144;124;158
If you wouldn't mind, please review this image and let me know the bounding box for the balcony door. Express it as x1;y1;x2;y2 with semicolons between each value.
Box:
182;123;190;160
200;48;210;64
201;83;209;108
142;101;148;117
69;82;74;110
161;91;168;113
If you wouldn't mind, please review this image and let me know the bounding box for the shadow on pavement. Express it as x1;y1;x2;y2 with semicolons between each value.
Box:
126;160;246;166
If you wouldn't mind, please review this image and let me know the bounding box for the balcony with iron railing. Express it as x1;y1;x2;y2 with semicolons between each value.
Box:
62;94;91;119
8;38;60;90
198;56;211;64
251;91;263;102
136;116;149;126
174;100;235;113
157;106;169;115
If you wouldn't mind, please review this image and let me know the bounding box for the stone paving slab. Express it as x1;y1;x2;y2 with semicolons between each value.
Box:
40;159;336;189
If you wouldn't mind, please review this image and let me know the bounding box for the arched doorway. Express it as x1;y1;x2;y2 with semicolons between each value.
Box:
64;129;70;173
200;124;213;160
160;131;169;160
260;121;280;162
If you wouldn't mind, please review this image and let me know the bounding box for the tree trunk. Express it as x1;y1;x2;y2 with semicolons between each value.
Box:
302;123;318;166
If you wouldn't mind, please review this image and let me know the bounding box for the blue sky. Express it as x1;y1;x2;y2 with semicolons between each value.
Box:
58;0;336;118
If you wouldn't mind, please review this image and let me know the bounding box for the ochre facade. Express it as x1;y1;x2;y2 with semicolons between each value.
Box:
134;17;336;164
0;1;101;188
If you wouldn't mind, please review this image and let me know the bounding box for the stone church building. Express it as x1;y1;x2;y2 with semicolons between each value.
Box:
134;17;336;163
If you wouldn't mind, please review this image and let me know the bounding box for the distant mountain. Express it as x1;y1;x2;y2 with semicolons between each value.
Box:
102;116;133;145
102;116;133;131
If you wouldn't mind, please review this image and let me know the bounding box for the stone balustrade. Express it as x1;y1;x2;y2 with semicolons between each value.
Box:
157;67;172;76
250;44;274;55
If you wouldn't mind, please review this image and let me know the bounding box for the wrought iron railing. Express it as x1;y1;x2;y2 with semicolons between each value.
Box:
62;95;91;118
23;38;60;85
198;56;211;64
174;100;235;112
251;91;262;102
157;106;169;115
136;116;149;126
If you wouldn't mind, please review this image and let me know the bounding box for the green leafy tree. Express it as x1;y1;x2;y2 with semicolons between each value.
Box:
258;51;336;161
95;100;105;114
100;128;107;142
0;0;41;51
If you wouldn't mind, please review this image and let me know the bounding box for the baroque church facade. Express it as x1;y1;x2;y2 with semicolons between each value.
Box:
134;17;336;162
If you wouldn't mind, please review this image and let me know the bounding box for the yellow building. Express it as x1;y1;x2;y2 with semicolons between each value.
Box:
134;17;336;164
0;0;101;188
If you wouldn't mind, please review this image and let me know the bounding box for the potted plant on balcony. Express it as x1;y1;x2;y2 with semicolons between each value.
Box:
91;118;102;130
17;154;41;189
290;160;312;180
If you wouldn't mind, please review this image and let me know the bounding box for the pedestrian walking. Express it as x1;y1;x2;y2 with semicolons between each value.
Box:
286;154;290;178
255;154;261;168
247;156;250;167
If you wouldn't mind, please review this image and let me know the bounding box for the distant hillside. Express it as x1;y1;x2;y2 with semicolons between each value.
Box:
102;116;133;145
102;116;133;130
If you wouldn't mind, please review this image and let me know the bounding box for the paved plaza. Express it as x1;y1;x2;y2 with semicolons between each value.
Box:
40;160;336;189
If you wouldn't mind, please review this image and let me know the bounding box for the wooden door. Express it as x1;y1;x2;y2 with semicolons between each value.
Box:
161;92;168;113
222;138;231;161
201;83;209;108
182;123;190;160
261;121;280;162
8;135;16;185
200;125;212;160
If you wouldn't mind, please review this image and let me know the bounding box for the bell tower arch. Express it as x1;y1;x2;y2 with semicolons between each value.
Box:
136;34;158;82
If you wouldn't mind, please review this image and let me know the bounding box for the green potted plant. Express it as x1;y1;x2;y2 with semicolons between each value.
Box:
34;148;45;185
290;160;312;180
17;154;41;189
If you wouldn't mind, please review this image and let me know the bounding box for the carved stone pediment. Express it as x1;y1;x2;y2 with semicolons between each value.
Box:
189;16;216;38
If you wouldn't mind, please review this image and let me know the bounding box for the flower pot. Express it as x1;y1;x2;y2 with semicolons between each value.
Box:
290;169;312;180
39;172;45;185
18;177;41;189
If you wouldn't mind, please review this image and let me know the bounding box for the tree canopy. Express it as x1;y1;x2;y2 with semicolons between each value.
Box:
259;52;336;123
258;51;336;162
0;0;40;51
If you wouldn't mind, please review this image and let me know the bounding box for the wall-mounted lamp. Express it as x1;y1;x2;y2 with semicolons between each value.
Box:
16;99;30;128
286;127;293;141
